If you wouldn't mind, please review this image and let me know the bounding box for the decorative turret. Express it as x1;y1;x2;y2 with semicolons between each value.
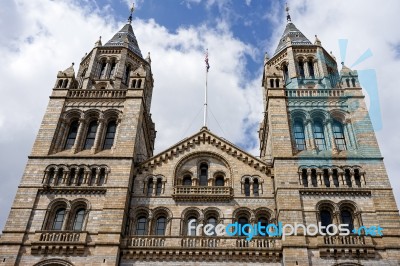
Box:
54;63;77;89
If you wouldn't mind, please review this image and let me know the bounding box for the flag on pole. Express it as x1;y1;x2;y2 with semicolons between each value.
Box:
205;49;210;72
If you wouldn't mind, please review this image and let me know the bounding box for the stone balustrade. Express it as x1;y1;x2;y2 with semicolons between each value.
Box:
285;89;345;98
172;186;233;201
126;236;280;250
31;231;88;255
68;89;126;98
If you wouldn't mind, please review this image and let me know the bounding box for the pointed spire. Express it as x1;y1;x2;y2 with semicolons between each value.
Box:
264;52;270;63
128;3;135;24
286;2;292;22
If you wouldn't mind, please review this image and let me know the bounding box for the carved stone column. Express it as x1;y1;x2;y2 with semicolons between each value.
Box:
338;170;344;186
307;169;312;187
91;118;104;154
345;119;357;149
350;170;356;188
72;118;85;154
361;172;366;187
326;119;338;154
328;170;334;188
305;119;316;151
317;170;323;186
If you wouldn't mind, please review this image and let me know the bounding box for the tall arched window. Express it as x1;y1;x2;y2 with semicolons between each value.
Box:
294;120;306;151
156;179;162;195
55;169;63;185
332;169;339;187
345;169;352;187
99;61;107;78
98;168;106;186
354;169;361;187
351;78;356;87
244;178;250;196
275;79;280;87
283;64;289;83
188;217;197;236
72;208;85;231
258;217;268;228
341;210;354;231
269;79;274;88
131;79;137;88
57;80;63;88
68;168;75;186
238;216;249;234
183;175;192;186
332;120;347;150
199;163;208;186
89;168;96;186
124;65;131;84
64;120;79;149
147;178;153;196
84;121;98;150
313;121;326;150
108;61;116;78
136;216;147;235
307;59;315;78
137;79;142;88
207;217;217;236
62;79;68;88
311;169;317;187
47;168;55;185
346;79;350;87
155;216;166;235
320;210;333;233
52;208;66;230
302;169;308;187
103;121;116;149
253;178;259;196
215;176;224;186
323;169;330;187
77;168;84;186
298;60;305;79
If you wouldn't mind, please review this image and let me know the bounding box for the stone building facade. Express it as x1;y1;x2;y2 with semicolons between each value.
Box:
1;11;400;266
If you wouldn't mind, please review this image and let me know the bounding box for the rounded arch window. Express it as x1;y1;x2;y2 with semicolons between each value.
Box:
341;209;354;232
72;208;85;231
188;216;197;236
199;163;208;186
244;178;250;196
84;120;98;150
183;175;192;186
332;120;347;150
238;216;249;233
293;120;306;151
52;208;66;230
64;120;79;149
207;217;218;236
135;216;147;235
155;216;166;235
103;120;117;150
320;209;333;233
253;178;259;196
215;175;224;186
313;120;326;150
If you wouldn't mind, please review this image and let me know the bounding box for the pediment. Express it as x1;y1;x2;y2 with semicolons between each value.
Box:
137;128;271;174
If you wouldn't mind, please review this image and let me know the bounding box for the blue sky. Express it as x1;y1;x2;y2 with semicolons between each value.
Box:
1;0;400;230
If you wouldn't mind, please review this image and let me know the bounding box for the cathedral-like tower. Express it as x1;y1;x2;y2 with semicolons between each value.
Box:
258;11;400;265
1;5;400;266
0;15;155;265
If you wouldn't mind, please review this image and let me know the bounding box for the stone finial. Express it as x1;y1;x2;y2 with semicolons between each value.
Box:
264;52;270;62
146;52;152;64
95;36;102;47
314;35;321;46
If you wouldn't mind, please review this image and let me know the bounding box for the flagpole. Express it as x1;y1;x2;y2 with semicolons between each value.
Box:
203;49;209;128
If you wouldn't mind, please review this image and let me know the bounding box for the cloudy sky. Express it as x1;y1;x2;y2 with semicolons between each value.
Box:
0;0;399;230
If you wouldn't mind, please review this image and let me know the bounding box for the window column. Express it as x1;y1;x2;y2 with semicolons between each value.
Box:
72;118;85;153
305;119;316;151
307;169;312;187
91;118;104;153
317;170;323;186
249;180;254;196
325;119;338;153
350;170;356;187
328;170;334;186
338;170;345;186
61;210;71;231
345;119;357;149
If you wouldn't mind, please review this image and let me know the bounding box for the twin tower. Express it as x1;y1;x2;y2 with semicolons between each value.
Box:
1;8;399;266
